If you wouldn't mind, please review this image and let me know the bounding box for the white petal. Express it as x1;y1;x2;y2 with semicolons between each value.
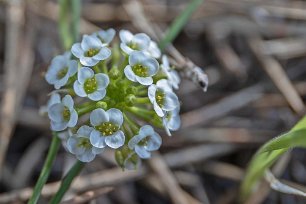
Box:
90;108;108;126
51;121;67;131
48;104;64;122
96;73;109;89
143;58;159;76
135;76;153;86
139;125;154;136
162;55;170;69
67;109;78;127
146;133;162;151
88;89;106;101
146;41;161;58
76;149;96;162
93;47;111;61
120;43;134;55
71;43;84;58
135;145;151;159
156;79;172;92
77;125;94;138
67;137;86;155
48;94;61;108
78;67;94;84
105;131;125;149
54;74;69;89
92;146;104;154
153;102;164;117
163;91;179;111
128;134;147;149
90;130;106;148
124;65;136;82
81;35;102;50
107;108;123;126
73;81;87;97
148;85;156;103
119;30;134;44
97;28;115;44
68;60;78;76
62;95;74;108
168;114;181;131
80;56;99;67
129;51;147;65
132;33;150;50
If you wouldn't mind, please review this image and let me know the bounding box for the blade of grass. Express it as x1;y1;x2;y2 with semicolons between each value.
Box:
240;116;306;201
159;0;203;50
49;161;85;204
27;133;61;204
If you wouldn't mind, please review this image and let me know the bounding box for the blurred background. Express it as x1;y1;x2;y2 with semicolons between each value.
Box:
1;0;306;203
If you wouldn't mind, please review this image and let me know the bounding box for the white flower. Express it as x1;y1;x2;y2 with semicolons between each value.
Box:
161;55;180;89
128;125;162;159
58;128;73;151
148;79;179;117
119;30;151;54
124;51;159;85
95;28;116;45
48;95;78;131
144;41;161;59
67;125;104;162
163;106;181;136
90;108;125;149
39;93;61;115
45;53;78;89
74;67;109;101
71;35;111;66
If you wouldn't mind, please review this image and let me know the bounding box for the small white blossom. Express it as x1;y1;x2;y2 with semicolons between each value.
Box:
148;79;179;117
67;125;104;162
95;28;116;45
48;95;78;131
119;30;151;54
128;125;162;159
39;93;61;115
45;53;78;89
124;51;159;85
163;106;181;136
71;35;111;66
90;108;125;149
74;67;109;101
145;41;161;59
161;55;180;89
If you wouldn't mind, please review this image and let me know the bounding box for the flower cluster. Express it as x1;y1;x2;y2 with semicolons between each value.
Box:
44;29;181;169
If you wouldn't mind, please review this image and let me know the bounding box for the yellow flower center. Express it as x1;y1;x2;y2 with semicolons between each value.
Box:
127;42;139;50
77;137;91;149
138;136;150;146
85;48;100;57
84;77;97;94
57;67;68;79
155;90;165;107
95;122;119;136
132;64;148;77
62;107;71;121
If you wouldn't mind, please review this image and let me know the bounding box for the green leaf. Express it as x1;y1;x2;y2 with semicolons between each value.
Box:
159;0;203;50
28;133;61;204
240;116;306;201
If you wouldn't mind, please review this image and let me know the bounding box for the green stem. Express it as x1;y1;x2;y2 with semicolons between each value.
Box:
134;97;150;104
76;103;97;116
123;113;139;134
49;161;85;204
28;133;61;204
159;0;203;50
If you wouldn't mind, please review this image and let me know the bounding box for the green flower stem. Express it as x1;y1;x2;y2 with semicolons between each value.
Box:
49;161;85;204
119;56;129;71
134;97;150;104
76;103;97;116
112;43;120;66
127;106;155;121
123;113;139;134
135;89;148;96
28;133;61;204
93;65;101;73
